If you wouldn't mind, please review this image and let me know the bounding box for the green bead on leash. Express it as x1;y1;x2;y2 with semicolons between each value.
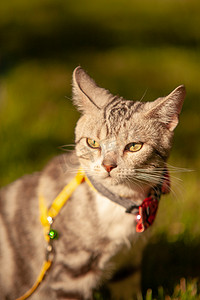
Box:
48;229;58;240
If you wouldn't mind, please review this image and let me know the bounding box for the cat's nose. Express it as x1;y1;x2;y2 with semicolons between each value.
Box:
102;152;117;173
102;162;117;173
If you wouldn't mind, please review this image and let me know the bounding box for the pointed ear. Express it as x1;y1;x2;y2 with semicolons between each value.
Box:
145;85;186;131
72;66;114;113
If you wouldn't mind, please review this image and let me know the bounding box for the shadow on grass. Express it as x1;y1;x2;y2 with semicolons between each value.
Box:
94;235;200;299
141;235;200;298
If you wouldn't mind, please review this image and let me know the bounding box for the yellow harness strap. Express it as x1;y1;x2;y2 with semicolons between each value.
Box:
16;168;93;300
16;260;52;300
40;168;85;241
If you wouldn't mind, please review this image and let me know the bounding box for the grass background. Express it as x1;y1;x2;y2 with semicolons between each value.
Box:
0;0;200;298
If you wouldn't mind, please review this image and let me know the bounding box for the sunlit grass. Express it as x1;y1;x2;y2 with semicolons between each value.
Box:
0;61;79;186
94;278;200;299
142;278;200;300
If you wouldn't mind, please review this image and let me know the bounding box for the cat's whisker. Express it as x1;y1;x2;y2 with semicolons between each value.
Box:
166;163;193;173
124;176;145;194
120;167;185;202
126;174;151;191
59;144;76;151
134;173;161;184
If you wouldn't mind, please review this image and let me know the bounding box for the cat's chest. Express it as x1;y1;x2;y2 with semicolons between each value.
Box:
94;193;137;245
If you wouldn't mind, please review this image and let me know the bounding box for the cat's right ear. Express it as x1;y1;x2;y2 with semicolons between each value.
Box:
72;66;113;113
145;85;186;132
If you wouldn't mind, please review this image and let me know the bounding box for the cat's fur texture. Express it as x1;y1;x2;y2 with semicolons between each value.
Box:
0;67;186;300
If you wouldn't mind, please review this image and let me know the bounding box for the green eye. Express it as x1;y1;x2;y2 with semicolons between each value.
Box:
125;142;143;152
86;138;100;149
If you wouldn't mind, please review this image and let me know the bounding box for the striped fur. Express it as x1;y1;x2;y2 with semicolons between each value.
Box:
0;67;185;299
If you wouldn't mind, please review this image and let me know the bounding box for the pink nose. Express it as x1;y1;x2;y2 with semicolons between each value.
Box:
103;163;117;173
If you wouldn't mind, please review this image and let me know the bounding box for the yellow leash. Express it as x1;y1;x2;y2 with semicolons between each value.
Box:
39;168;86;242
16;261;52;300
16;168;92;300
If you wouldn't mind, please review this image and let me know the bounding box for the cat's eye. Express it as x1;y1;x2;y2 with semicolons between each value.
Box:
86;138;100;149
125;142;143;152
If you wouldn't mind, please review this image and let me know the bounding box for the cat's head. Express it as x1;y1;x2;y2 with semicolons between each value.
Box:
72;67;185;191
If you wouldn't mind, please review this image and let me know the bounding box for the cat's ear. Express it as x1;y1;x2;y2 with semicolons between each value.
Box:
145;85;186;131
72;66;114;113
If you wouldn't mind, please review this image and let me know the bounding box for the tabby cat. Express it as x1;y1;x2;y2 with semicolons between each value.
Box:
0;67;186;300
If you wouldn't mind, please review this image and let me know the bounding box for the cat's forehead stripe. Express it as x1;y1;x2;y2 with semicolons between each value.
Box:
103;99;142;134
103;96;121;120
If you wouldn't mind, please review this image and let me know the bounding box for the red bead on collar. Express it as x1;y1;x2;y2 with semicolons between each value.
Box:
136;169;170;233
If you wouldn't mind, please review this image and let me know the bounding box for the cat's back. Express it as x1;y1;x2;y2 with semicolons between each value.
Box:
0;152;79;224
0;152;81;298
0;170;42;298
0;161;42;217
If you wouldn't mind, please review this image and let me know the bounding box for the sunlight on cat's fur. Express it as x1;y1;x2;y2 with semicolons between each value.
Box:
0;67;186;300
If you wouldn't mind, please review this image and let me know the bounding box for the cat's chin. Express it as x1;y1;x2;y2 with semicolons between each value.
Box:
102;176;119;186
98;173;131;187
97;172;121;185
100;176;132;192
99;174;150;198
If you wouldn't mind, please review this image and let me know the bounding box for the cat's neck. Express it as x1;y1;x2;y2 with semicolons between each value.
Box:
86;173;151;209
94;191;140;244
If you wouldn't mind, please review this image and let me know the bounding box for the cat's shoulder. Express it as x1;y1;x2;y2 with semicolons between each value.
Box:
41;152;79;180
0;152;79;195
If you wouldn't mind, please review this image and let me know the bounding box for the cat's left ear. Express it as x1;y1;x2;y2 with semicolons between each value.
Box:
72;66;114;113
145;85;186;131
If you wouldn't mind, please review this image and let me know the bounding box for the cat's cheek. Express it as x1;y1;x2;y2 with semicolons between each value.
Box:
88;159;107;176
92;165;106;176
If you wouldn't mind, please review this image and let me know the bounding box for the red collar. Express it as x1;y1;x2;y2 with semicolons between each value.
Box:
135;169;170;232
86;168;170;233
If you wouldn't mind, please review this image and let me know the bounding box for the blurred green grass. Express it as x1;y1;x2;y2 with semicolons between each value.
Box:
0;0;200;298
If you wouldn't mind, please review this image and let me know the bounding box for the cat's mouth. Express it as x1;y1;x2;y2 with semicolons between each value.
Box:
100;172;119;184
